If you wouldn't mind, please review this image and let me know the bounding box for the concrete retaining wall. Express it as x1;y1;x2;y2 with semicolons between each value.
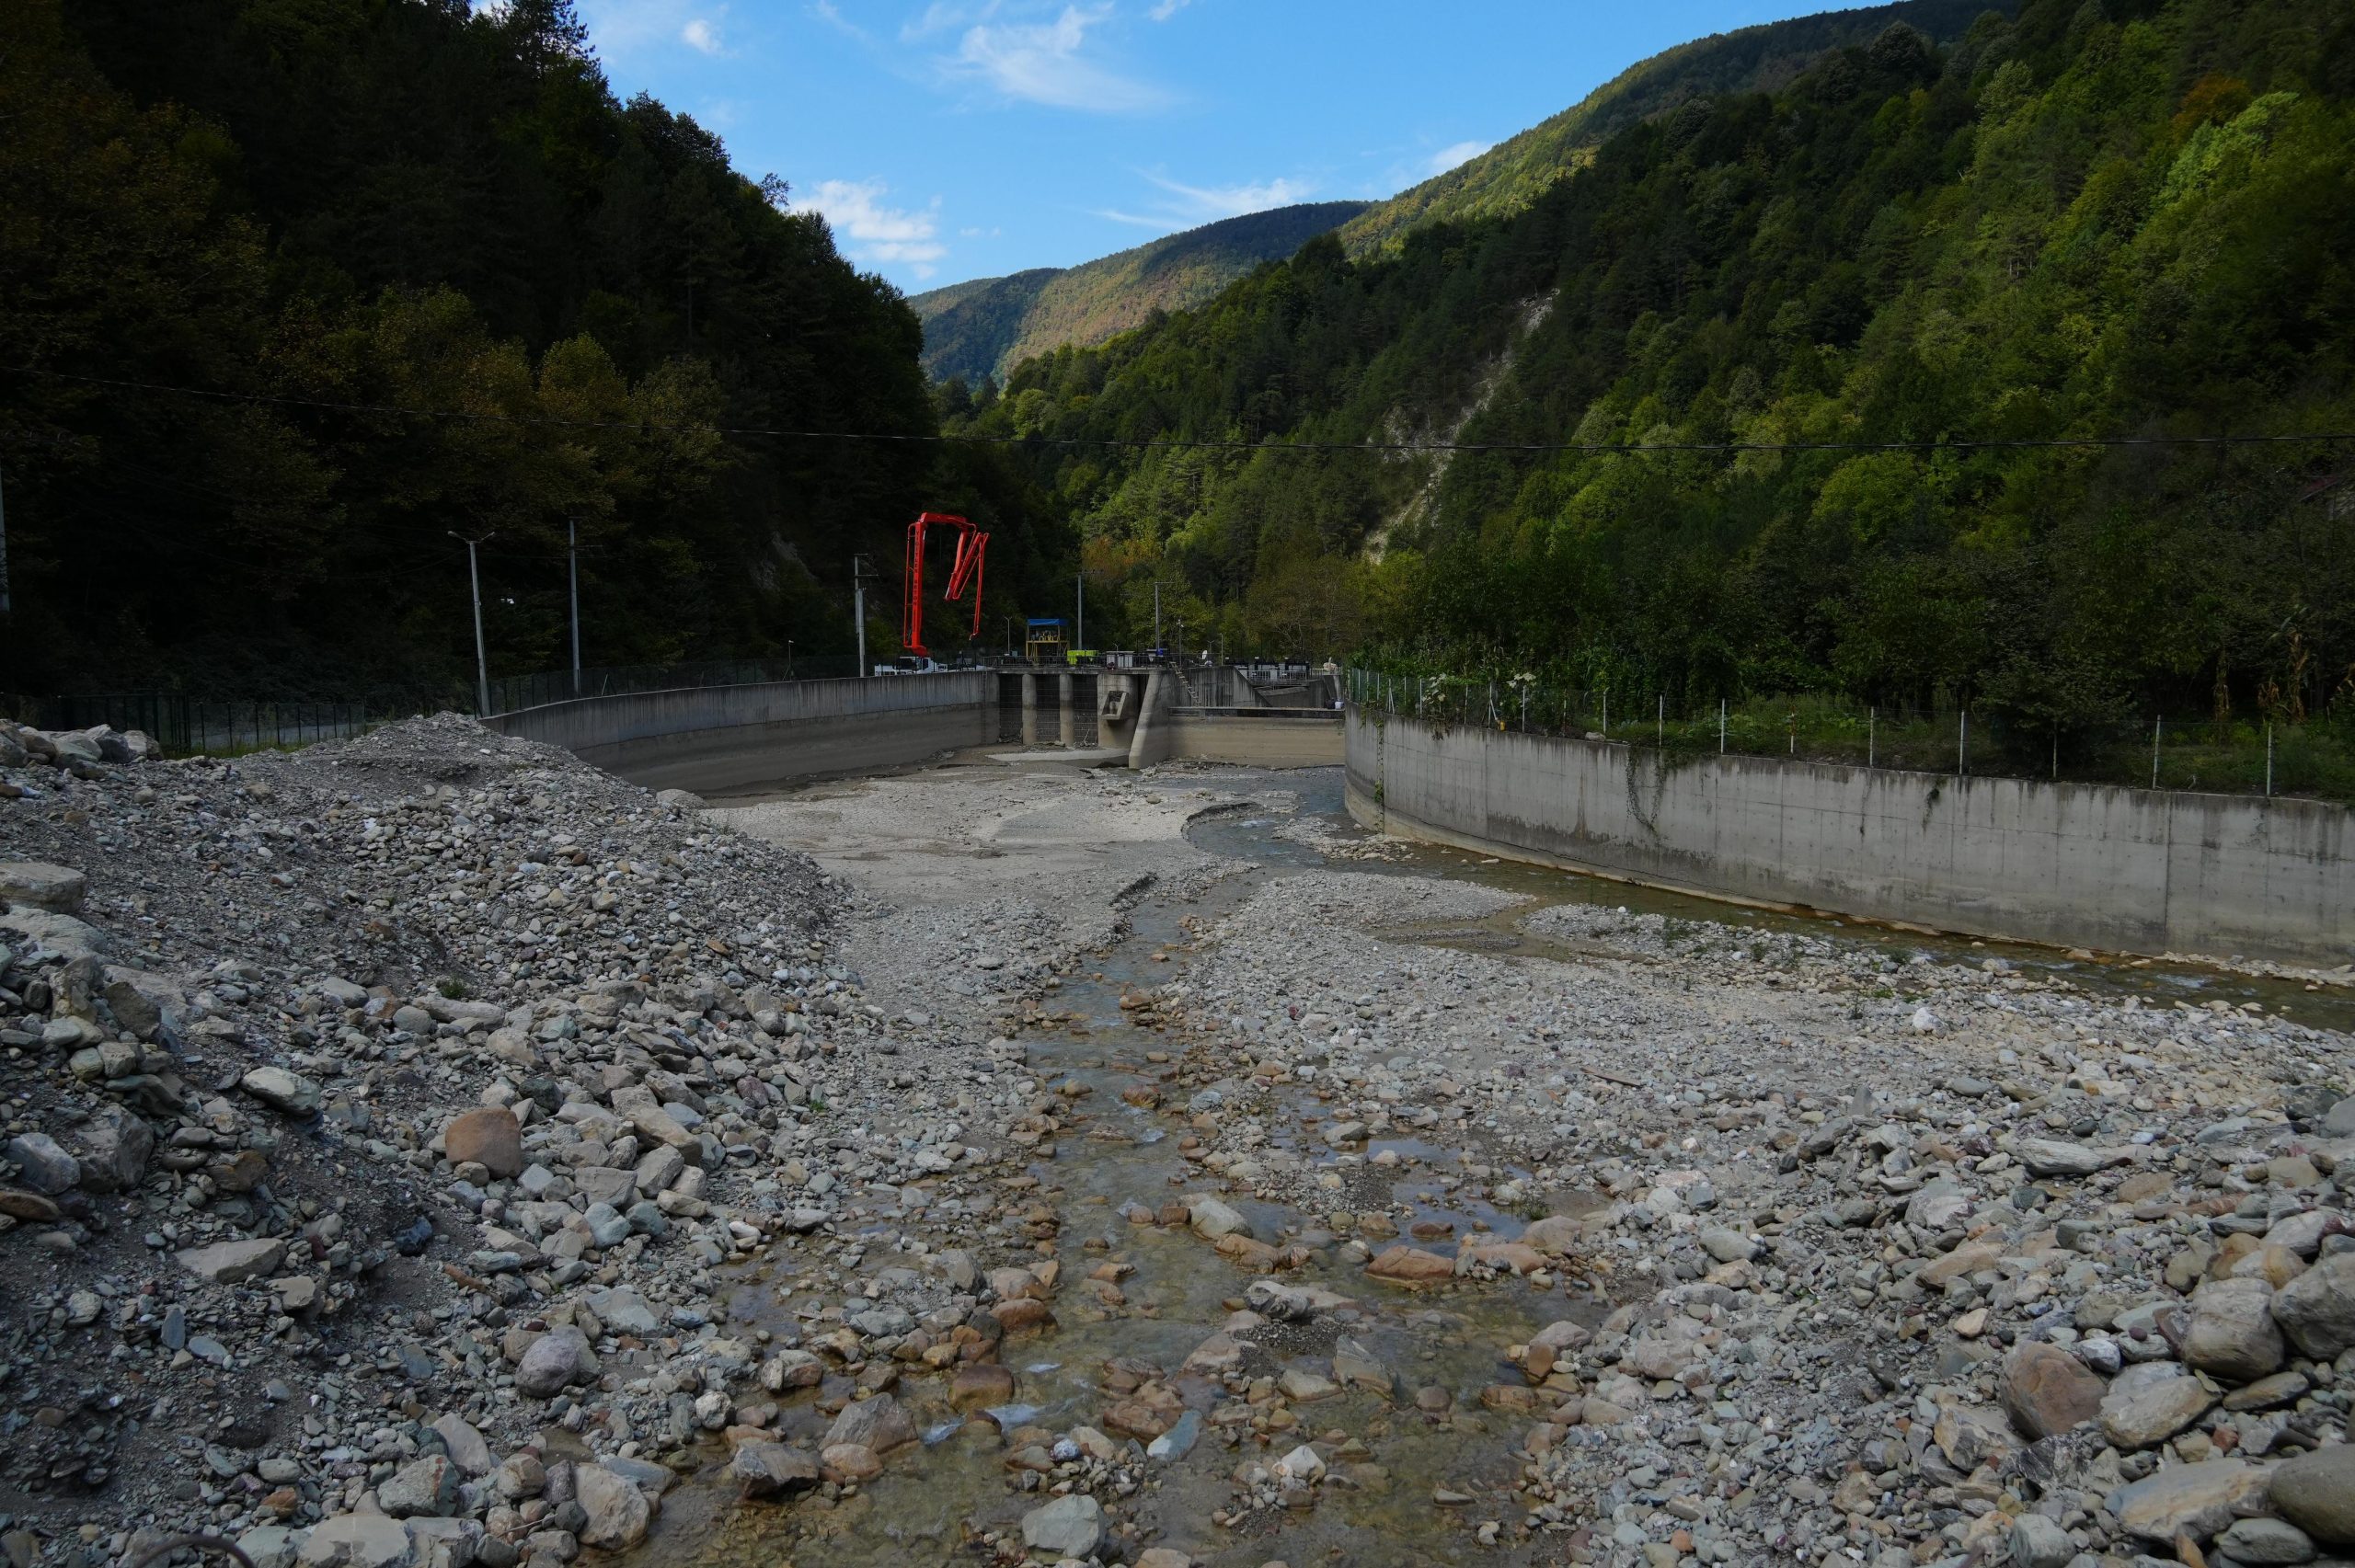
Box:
1166;712;1343;767
485;675;991;795
1347;710;2354;966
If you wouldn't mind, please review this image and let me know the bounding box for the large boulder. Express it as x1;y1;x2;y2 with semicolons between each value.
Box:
295;1516;414;1568
440;1109;523;1178
242;1067;322;1116
823;1395;915;1454
70;1107;152;1194
572;1464;650;1550
377;1456;457;1518
1188;1196;1250;1240
1519;1214;1592;1255
2103;1459;2271;1544
6;1133;79;1195
178;1237;288;1285
1365;1245;1456;1283
2000;1342;2106;1439
2270;1253;2355;1360
2098;1362;2213;1449
0;863;87;914
2269;1444;2355;1547
2181;1277;2284;1382
428;1414;494;1478
730;1442;819;1501
2014;1137;2133;1178
513;1326;597;1398
1021;1494;1105;1560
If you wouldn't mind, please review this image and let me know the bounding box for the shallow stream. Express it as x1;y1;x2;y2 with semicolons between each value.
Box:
642;764;2347;1567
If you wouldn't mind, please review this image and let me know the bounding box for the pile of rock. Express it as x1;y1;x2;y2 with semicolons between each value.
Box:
0;715;1028;1567
1143;868;2355;1563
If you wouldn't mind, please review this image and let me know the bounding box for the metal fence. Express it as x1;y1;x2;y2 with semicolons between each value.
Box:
2;692;443;759
1345;670;2355;803
482;656;867;715
6;656;884;760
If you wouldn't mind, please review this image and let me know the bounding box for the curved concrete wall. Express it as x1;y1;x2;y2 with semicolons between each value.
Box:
484;675;991;795
1347;709;2355;966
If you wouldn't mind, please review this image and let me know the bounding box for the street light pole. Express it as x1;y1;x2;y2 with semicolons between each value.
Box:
568;517;581;696
450;532;497;715
852;554;872;677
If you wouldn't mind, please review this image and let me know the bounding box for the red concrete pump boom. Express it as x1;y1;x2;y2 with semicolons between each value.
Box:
902;511;990;659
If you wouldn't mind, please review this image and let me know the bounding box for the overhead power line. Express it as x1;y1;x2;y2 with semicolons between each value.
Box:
11;363;2355;457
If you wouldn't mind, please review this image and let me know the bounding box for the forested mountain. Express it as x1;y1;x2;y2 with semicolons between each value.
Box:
948;0;2355;743
0;0;1061;698
1338;0;2008;257
909;202;1370;385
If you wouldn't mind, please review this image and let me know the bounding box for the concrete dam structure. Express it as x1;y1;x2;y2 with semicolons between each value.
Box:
1346;708;2355;967
480;666;1342;795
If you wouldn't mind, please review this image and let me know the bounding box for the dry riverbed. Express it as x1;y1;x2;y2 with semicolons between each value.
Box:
3;728;2352;1568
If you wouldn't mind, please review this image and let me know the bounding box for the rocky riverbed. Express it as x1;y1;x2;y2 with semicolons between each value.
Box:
3;725;2351;1568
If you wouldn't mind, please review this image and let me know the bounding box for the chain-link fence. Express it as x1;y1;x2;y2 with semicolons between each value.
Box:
1345;670;2355;802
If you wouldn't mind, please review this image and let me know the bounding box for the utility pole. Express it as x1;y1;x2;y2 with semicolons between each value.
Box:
1154;580;1162;657
451;532;496;715
1076;570;1085;653
852;555;873;676
568;518;581;696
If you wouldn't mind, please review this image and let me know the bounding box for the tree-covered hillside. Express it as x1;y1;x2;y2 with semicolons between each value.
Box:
0;0;1062;698
1338;0;2008;258
909;202;1370;386
949;0;2355;749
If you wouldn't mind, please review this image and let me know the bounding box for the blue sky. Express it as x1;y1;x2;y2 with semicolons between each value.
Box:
576;0;1878;293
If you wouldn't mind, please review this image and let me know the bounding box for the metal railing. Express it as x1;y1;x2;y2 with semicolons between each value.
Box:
1345;670;2355;803
483;656;865;715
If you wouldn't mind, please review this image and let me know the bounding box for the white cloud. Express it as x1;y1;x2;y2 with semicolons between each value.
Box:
948;5;1172;112
580;0;729;60
1092;208;1184;230
1144;172;1315;219
900;1;978;41
1091;170;1315;235
809;0;867;38
1147;0;1191;18
1426;139;1491;176
798;178;948;278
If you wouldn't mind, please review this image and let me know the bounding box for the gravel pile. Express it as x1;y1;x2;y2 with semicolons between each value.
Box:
0;715;1052;1568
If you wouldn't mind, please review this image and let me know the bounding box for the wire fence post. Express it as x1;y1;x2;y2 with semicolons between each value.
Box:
2152;716;2162;789
1657;693;1663;746
1787;708;1796;757
1868;705;1876;768
2265;721;2273;797
1718;698;1726;755
1959;710;1968;776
